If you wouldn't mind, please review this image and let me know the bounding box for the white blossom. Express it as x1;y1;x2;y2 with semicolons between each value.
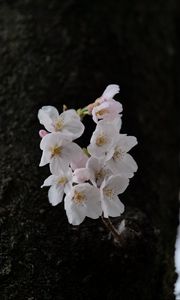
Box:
41;167;72;206
106;134;138;178
100;175;129;218
91;84;122;123
39;132;83;173
87;121;119;160
70;149;88;171
38;106;84;140
73;168;91;183
86;157;112;187
64;183;102;225
92;99;122;123
38;84;138;228
102;84;120;100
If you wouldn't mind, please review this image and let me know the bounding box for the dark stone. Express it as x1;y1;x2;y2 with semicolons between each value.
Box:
0;1;179;299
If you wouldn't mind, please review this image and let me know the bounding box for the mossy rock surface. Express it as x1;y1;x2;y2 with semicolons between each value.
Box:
0;1;179;299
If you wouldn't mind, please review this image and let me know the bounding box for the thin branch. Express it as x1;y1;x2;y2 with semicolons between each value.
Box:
101;215;121;241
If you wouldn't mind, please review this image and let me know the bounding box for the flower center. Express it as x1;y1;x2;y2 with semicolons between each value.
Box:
54;118;64;131
58;176;67;185
73;190;86;204
96;108;109;117
113;148;124;161
96;134;107;146
50;145;62;157
104;188;113;198
95;169;106;181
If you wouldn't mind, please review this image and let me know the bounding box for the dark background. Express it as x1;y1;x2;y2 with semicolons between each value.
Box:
0;1;179;299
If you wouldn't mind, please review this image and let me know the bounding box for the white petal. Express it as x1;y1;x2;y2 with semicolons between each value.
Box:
73;168;91;183
102;195;124;218
40;132;66;150
60;109;80;121
62;142;84;162
64;181;72;194
123;153;138;172
41;175;56;187
50;156;69;174
102;84;120;100
85;186;102;218
86;157;109;187
71;150;88;170
104;175;129;195
64;193;86;225
38;106;59;132
59;109;84;139
64;184;101;225
39;150;51;166
88;123;118;159
86;157;104;172
119;135;138;152
62;120;85;140
66;205;86;225
106;158;134;178
48;185;64;206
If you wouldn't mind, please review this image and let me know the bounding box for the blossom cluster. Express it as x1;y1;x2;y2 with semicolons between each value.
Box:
38;85;137;225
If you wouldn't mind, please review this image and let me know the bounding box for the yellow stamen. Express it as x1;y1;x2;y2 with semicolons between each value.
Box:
96;108;109;117
104;188;113;198
73;190;86;204
50;145;62;157
55;119;64;131
96;134;107;146
113;148;124;160
58;176;67;185
95;169;105;181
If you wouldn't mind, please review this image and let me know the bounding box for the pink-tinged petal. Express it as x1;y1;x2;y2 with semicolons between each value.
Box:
48;185;64;206
60;109;80;121
62;142;84;163
85;186;102;218
92;101;109;123
64;181;72;194
87;123;118;160
38;106;59;132
64;193;86;225
40;132;68;150
66;204;86;225
102;84;120;100
123;153;138;172
104;175;129;195
73;168;91;183
71;151;88;170
87;103;94;114
106;158;134;178
119;135;138;152
62;119;85;140
102;195;124;218
39;150;51;167
50;156;69;175
64;183;101;225
92;99;122;123
39;129;48;138
92;108;99;123
41;175;56;187
98;117;122;133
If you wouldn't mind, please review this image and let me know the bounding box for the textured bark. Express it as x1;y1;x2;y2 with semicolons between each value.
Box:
0;1;179;299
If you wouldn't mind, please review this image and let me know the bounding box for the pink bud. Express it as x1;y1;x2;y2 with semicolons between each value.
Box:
73;168;90;183
71;152;88;171
87;103;94;114
39;130;48;138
